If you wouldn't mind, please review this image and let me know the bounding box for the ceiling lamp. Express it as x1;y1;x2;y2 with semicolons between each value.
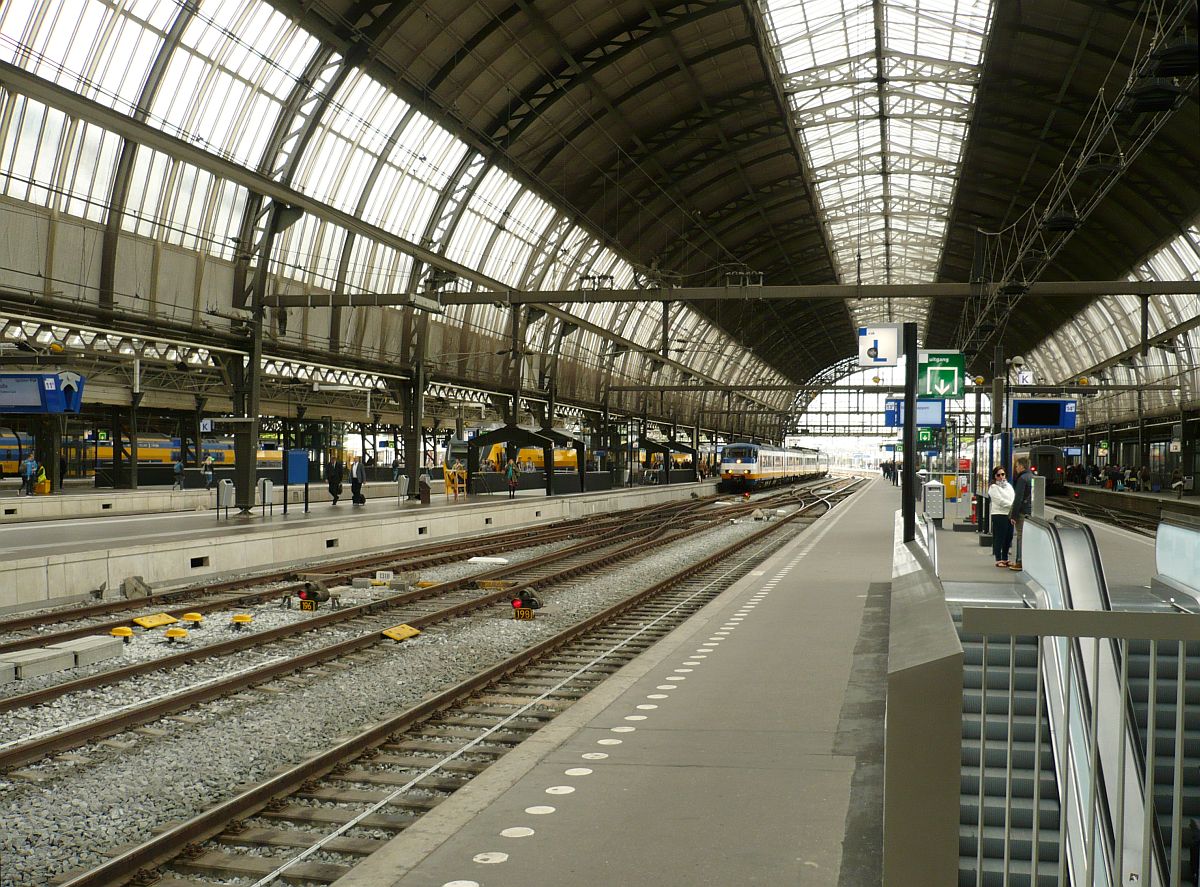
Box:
1144;37;1199;77
1041;210;1080;232
1117;78;1189;113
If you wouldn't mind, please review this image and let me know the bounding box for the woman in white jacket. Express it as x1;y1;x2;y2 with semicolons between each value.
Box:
987;466;1016;567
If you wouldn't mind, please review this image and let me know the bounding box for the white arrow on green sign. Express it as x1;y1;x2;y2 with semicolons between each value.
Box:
918;350;966;399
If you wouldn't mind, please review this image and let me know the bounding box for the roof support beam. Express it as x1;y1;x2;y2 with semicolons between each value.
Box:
264;279;1200;308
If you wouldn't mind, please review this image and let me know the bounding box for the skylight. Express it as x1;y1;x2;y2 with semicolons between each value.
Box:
759;0;994;342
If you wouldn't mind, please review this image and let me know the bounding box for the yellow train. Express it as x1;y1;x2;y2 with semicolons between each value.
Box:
0;430;281;477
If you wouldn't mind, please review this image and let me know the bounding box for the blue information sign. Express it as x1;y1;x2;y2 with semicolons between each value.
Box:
884;398;946;428
0;373;85;414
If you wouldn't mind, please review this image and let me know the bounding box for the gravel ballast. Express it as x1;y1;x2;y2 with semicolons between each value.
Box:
0;502;812;886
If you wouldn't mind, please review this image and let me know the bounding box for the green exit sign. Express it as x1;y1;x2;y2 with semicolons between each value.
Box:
918;428;934;443
918;350;966;399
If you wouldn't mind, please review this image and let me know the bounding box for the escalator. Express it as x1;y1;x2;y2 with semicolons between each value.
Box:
955;603;1063;886
1125;638;1200;884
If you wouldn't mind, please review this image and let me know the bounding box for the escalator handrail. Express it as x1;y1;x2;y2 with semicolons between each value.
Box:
1028;516;1118;886
1054;515;1171;886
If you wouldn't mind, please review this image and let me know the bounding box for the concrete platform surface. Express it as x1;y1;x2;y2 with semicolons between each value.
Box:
330;476;892;887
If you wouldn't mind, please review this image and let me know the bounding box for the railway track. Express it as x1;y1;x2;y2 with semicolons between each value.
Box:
1048;495;1160;536
0;493;715;650
0;481;830;768
47;476;863;887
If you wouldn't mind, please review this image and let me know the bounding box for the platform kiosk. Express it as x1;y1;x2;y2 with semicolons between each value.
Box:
466;424;557;497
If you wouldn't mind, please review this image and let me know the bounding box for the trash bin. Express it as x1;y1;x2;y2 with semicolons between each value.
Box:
216;479;235;512
396;475;410;504
257;478;274;515
418;476;431;505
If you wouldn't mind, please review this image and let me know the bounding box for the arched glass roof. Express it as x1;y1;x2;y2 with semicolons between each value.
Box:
0;0;795;431
759;0;994;342
1025;219;1200;422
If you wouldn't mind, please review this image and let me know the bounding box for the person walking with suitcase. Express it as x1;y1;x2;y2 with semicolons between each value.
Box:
350;456;366;505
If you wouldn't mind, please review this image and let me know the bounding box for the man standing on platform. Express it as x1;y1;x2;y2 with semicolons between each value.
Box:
1009;455;1033;572
350;455;366;505
20;453;38;496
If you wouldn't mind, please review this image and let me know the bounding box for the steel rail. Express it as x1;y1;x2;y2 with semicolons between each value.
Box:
0;481;846;766
53;477;862;887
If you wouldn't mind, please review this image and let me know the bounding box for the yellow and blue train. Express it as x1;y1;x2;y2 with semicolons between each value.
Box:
719;442;829;491
0;429;281;477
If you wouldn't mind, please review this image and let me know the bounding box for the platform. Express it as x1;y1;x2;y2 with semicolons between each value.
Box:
1064;483;1199;520
0;480;716;613
932;491;1159;605
329;475;890;887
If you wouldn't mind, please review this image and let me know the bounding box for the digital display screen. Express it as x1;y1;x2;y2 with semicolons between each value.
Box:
1014;401;1061;426
1064;446;1082;456
884;399;946;428
0;376;44;409
1011;399;1077;429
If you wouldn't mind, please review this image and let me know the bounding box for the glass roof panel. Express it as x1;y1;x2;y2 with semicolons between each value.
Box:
0;0;168;116
148;0;321;168
760;0;994;343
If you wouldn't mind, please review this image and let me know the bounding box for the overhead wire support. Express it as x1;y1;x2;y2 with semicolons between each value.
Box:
955;0;1198;359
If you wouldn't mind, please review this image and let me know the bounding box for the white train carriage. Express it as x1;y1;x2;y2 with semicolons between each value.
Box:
718;442;829;491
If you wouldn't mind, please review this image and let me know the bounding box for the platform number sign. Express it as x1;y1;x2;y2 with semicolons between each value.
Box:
299;598;318;612
918;350;965;399
513;607;535;621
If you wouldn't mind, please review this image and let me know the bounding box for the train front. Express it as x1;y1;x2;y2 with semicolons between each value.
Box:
719;443;759;492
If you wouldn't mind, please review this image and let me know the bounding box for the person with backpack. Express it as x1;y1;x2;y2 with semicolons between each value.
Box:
172;458;184;490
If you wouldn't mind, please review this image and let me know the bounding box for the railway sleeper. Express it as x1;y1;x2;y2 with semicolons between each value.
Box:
338;768;467;791
170;848;350;883
217;825;386;856
369;753;488;774
454;704;558;720
410;728;529;746
297;787;444;809
383;739;506;756
475;692;577;706
258;804;413;830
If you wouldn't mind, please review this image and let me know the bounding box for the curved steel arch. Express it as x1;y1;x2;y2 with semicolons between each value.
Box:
487;0;742;149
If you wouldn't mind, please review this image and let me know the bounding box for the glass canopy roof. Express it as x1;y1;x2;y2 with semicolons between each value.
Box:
759;0;994;342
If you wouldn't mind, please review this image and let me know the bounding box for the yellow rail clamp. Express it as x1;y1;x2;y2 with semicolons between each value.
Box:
476;580;518;590
382;624;421;642
133;613;179;629
416;580;437;588
110;626;134;643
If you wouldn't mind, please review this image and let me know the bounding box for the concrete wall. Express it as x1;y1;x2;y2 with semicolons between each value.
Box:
0;482;716;612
